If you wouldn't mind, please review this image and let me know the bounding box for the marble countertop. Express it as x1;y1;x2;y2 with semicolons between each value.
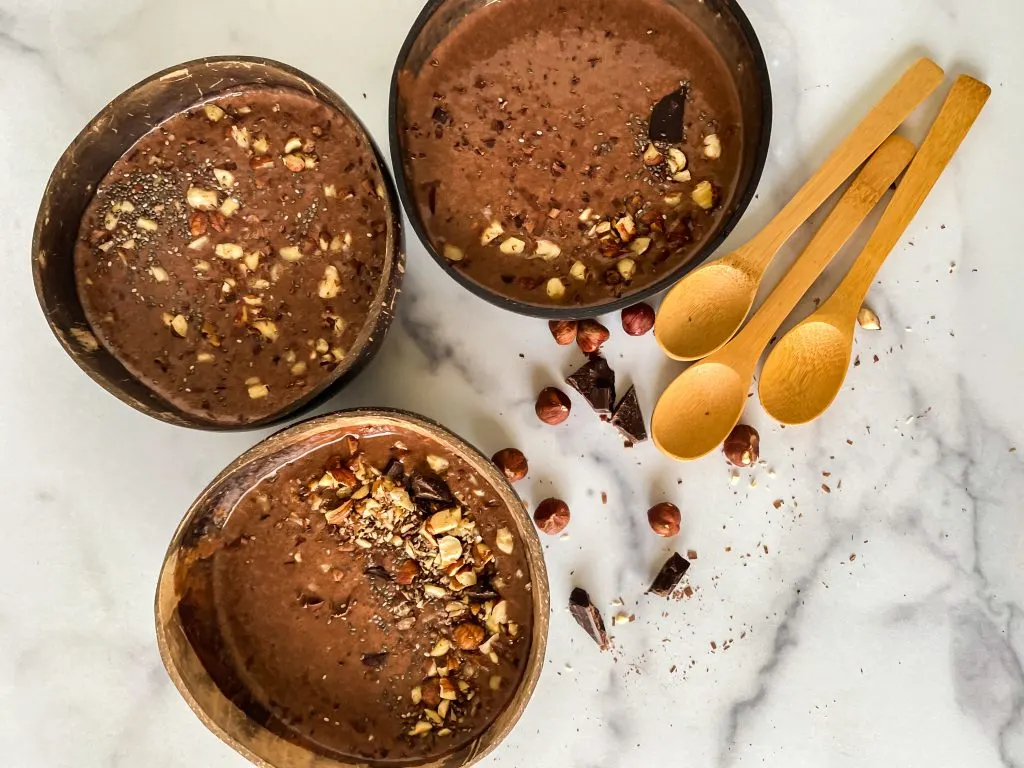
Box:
3;0;1024;765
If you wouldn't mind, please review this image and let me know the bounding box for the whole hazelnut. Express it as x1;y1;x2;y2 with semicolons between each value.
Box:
577;319;610;354
723;424;760;467
549;319;578;345
395;560;420;585
492;448;528;483
535;387;571;425
534;498;570;535
647;502;681;537
452;622;486;650
621;302;655;336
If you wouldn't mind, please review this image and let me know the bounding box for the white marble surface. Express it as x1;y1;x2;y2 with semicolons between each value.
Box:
2;0;1024;765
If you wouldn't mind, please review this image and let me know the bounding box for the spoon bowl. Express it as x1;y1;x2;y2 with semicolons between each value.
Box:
652;361;749;460
654;260;758;361
758;319;851;425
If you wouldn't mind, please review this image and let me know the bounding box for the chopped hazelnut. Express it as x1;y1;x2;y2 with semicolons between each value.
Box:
248;382;269;399
643;143;664;166
251;319;279;342
499;237;526;255
213;168;235;188
453;622;486;650
569;260;588;281
616;257;637;281
203;104;225;122
667;148;688;174
480;221;504;245
703;133;722;159
170;314;188;337
149;265;169;283
534;239;561;260
214;243;243;260
495;527;514;555
857;306;881;330
186;187;219;210
443;243;464;262
614;215;636;241
629;237;651;256
692;181;715;210
279;246;303;261
545;277;566;300
318;265;342;299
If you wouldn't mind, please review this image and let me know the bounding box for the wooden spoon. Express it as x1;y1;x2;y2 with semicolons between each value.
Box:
759;75;991;425
651;135;916;461
654;57;944;362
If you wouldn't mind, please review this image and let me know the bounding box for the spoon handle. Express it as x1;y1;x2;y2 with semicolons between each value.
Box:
829;75;991;310
736;57;944;271
727;135;916;362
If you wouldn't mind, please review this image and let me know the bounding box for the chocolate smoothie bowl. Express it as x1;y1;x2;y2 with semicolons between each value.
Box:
155;409;549;768
33;58;403;429
391;0;771;317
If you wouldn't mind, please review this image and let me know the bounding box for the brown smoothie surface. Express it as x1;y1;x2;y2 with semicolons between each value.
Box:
74;86;391;424
398;0;743;308
176;426;534;764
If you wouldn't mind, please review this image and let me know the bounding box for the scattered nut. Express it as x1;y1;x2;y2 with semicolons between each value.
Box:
395;560;420;585
186;187;219;210
703;133;722;159
492;448;528;483
251;135;270;155
443;243;464;262
549;319;578;345
629;237;651;256
499;237;526;255
169;314;188;337
692;181;716;210
248;382;269;399
230;125;250;149
667;148;688;174
723;424;760;467
534;239;561;260
546;277;566;300
429;638;451;657
219;197;240;217
426;454;449;473
135;217;158;232
576;319;610;354
215;243;243;260
188;236;209;251
535;387;571;425
319;265;342;299
857;306;881;330
251;319;279;342
673;170;692;183
569;260;588;281
203;104;225;122
614;215;636;242
664;192;684;207
647;502;681;537
452;623;485;651
282;154;306;172
213;168;235;188
279;246;303;262
149;265;169;283
534;498;570;535
621;303;655;336
196;352;215;363
283;136;303;154
495;527;514;555
643;143;664;166
480;221;504;245
437;536;463;565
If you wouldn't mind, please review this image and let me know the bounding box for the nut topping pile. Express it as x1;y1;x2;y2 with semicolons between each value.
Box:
304;442;523;741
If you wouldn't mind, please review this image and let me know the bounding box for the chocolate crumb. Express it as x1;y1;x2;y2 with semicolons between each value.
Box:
648;87;687;143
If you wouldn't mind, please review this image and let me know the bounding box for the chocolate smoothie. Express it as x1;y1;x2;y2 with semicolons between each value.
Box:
175;427;534;764
74;86;391;424
398;0;743;308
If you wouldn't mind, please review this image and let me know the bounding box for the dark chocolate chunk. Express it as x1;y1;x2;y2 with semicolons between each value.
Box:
568;587;610;651
408;474;453;505
364;565;393;582
610;385;647;445
647;552;691;597
648;87;687;143
431;106;450;125
566;355;616;415
361;652;388;669
384;458;405;482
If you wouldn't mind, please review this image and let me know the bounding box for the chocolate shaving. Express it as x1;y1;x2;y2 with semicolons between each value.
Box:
384;458;405;482
361;652;388;669
648;86;688;143
647;552;690;597
610;385;647;445
408;475;453;505
364;565;392;582
566;355;616;415
568;587;610;651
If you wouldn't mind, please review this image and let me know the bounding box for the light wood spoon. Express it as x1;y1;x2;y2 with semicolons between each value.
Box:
759;75;991;425
651;135;916;461
654;57;944;362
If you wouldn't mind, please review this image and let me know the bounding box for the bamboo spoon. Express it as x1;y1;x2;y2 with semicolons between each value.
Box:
759;75;991;425
651;136;916;461
654;57;944;362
